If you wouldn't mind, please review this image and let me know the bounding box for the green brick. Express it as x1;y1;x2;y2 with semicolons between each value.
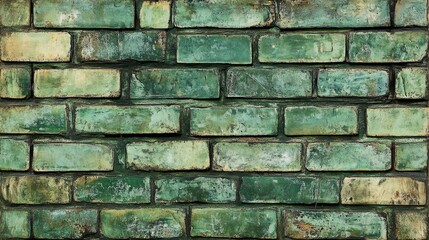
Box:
0;139;30;171
75;105;180;134
77;31;166;62
341;177;426;205
177;35;252;64
190;107;278;136
0;104;67;134
285;211;387;239
349;31;428;63
33;209;98;239
155;177;236;203
33;143;114;172
126;141;209;171
395;0;428;26
0;0;30;27
227;67;312;98
395;143;428;171
395;211;428;240
74;175;150;203
318;68;389;97
1;176;71;204
367;107;429;136
0;32;71;62
101;208;186;239
34;68;121;98
0;67;31;99
306;142;391;171
213;142;302;172
0;210;30;239
191;208;277;239
259;33;345;63
240;177;339;203
284;106;358;135
174;0;274;28
34;0;134;28
139;0;170;29
130;68;219;99
277;0;390;28
395;67;427;99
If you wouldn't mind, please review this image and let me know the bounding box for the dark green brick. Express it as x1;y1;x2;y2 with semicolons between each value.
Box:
0;67;31;99
259;33;345;63
349;31;428;62
191;208;277;239
155;177;236;203
285;211;387;239
75;105;180;134
130;68;220;99
77;31;166;62
240;177;339;203
395;142;428;171
34;0;134;28
227;67;312;98
174;0;275;28
190;107;278;136
395;67;427;99
395;0;428;26
318;68;389;97
0;0;30;27
0;210;30;239
74;175;151;203
0;105;67;134
306;142;391;171
177;35;252;64
33;209;97;239
101;208;186;238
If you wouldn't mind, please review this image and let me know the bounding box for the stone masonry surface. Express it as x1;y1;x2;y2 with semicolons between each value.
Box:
0;0;428;239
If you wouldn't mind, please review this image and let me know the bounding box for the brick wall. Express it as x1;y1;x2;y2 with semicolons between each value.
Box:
0;0;428;239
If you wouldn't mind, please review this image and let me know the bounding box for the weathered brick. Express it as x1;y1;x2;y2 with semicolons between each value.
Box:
0;32;71;62
190;107;278;136
75;105;180;134
367;107;429;136
0;66;31;99
126;141;209;171
155;177;236;203
139;0;170;29
33;209;98;239
277;0;390;28
259;33;345;63
395;0;428;26
1;176;71;204
0;139;30;171
0;0;30;27
226;67;312;98
191;208;277;239
306;142;391;171
213;142;302;172
341;177;426;205
349;31;428;62
77;31;166;62
395;142;428;171
34;0;134;28
177;35;252;64
0;104;67;134
395;211;428;240
33;143;114;172
395;67;427;99
240;177;339;203
285;210;387;239
0;210;30;239
130;68;219;99
318;68;389;97
174;0;274;28
74;175;150;203
284;106;358;135
34;68;120;98
101;208;186;239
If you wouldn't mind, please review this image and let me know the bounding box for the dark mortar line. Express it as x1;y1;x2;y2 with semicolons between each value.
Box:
185;206;191;238
300;141;308;173
389;66;397;101
277;208;285;240
390;0;396;28
150;174;156;204
134;0;140;31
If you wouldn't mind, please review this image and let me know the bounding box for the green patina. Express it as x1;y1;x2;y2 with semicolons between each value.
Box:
139;0;170;29
0;139;29;171
0;210;30;238
395;0;428;26
0;0;30;26
395;142;428;171
0;67;31;99
395;211;428;239
395;67;427;99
